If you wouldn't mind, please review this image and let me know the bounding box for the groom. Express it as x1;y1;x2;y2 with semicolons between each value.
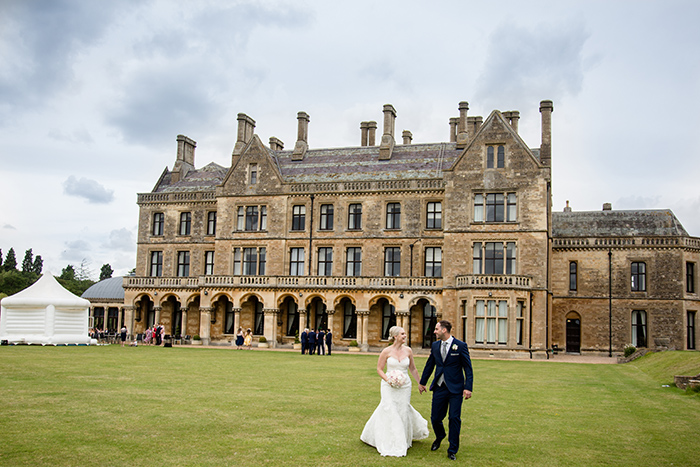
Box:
419;320;473;461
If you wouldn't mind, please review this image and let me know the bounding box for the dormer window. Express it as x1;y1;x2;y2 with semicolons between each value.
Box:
487;145;505;168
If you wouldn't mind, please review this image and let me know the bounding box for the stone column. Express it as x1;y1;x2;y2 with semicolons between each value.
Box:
326;311;335;334
200;307;212;345
233;307;242;334
397;311;410;330
181;307;188;337
263;308;280;347
299;309;307;332
123;306;134;338
154;306;162;326
361;313;370;351
102;307;108;331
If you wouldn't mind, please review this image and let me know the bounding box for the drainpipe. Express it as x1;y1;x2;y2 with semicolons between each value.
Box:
308;194;315;276
529;292;533;359
546;181;551;359
608;249;613;357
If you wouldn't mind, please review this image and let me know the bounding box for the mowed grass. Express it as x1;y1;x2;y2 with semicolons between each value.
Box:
0;347;698;467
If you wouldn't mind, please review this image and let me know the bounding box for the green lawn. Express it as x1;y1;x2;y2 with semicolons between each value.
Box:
0;346;698;466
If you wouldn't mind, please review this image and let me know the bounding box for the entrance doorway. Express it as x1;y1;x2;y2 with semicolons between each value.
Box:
566;314;581;353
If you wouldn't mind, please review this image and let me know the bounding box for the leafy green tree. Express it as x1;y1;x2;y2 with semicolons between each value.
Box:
22;249;34;273
32;256;43;275
4;248;17;271
0;270;37;296
60;265;76;281
99;264;114;281
0;249;3;269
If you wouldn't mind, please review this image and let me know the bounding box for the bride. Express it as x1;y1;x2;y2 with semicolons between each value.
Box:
360;326;429;456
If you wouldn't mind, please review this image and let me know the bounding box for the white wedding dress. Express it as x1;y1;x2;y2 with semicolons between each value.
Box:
360;356;429;456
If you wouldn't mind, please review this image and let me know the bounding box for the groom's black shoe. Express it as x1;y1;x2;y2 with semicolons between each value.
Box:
448;453;456;460
431;439;443;451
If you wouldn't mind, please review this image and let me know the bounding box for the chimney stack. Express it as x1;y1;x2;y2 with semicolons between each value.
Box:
563;200;572;212
539;100;554;165
232;113;256;163
449;117;459;143
291;111;310;161
379;104;396;160
172;135;196;183
367;121;377;146
269;137;284;151
508;110;520;133
360;121;369;146
402;130;412;145
603;203;612;211
456;101;469;149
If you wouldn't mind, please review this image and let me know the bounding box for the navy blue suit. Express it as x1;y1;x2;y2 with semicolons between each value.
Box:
420;338;473;455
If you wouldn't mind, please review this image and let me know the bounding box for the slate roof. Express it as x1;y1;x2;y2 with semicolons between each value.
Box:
552;210;688;237
271;143;464;183
81;276;125;301
154;162;228;193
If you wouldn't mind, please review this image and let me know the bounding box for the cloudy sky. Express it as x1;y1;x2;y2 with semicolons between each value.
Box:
1;0;699;278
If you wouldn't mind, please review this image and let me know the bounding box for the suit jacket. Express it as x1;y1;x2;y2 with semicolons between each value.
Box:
420;338;473;393
308;331;316;344
300;331;308;344
325;332;332;345
316;331;325;344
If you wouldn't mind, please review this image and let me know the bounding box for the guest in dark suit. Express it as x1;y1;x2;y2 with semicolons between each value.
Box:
325;329;333;355
308;329;316;355
316;329;325;355
419;320;473;461
300;328;308;355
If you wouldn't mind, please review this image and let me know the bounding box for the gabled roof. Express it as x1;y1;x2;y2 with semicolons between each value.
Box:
154;162;228;192
553;210;688;237
1;273;90;308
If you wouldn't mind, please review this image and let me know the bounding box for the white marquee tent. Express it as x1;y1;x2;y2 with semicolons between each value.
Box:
0;272;93;345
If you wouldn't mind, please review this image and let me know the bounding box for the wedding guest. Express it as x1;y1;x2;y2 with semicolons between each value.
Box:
325;329;333;355
301;328;309;355
316;329;325;355
145;327;152;345
120;325;128;347
361;326;428;456
244;328;253;350
308;329;317;355
235;327;244;349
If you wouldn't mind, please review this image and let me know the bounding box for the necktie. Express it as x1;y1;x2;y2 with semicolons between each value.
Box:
441;341;448;360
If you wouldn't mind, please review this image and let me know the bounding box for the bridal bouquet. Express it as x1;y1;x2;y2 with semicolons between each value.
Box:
386;370;407;388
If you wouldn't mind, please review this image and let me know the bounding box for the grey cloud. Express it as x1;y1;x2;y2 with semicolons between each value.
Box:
60;239;91;262
615;195;662;210
104;228;135;252
0;0;133;123
475;19;590;110
48;127;94;144
3;224;17;230
63;176;114;204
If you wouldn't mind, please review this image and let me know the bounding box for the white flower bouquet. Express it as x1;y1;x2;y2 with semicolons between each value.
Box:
386;370;407;388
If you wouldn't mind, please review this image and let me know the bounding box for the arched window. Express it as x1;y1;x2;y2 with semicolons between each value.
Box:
342;299;356;338
253;297;264;335
285;297;299;337
380;299;396;339
313;298;328;331
422;301;437;348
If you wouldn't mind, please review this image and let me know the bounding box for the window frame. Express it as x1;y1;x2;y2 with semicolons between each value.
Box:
346;247;362;277
348;203;362;230
207;211;217;236
474;192;517;223
631;310;647;347
569;261;578;291
292;205;306;231
179;212;191;236
319;204;334;231
384;247;401;277
176;251;190;277
687;262;696;294
204;251;215;275
150;251;163;277
152;212;164;236
426;201;442;230
631;262;647;292
290;248;305;276
424;247;442;278
386;203;401;230
317;247;333;276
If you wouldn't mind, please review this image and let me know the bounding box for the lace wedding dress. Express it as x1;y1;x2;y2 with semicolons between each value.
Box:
360;356;429;456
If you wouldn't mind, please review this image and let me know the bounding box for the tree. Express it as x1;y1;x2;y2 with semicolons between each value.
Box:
0;249;3;269
76;258;93;281
4;248;17;271
99;264;114;281
60;265;76;281
32;256;43;275
22;249;34;273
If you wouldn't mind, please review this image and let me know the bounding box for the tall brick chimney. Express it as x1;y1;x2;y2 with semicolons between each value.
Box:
379;104;396;160
539;100;553;166
449;117;459;143
172;135;196;183
291;111;309;161
456;101;469;149
367;121;377;146
232;113;256;164
360;121;369;146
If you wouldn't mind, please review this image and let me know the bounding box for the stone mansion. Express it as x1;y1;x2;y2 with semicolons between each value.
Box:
120;100;700;357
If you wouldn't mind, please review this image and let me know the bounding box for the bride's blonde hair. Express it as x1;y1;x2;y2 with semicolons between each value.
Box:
388;326;403;343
